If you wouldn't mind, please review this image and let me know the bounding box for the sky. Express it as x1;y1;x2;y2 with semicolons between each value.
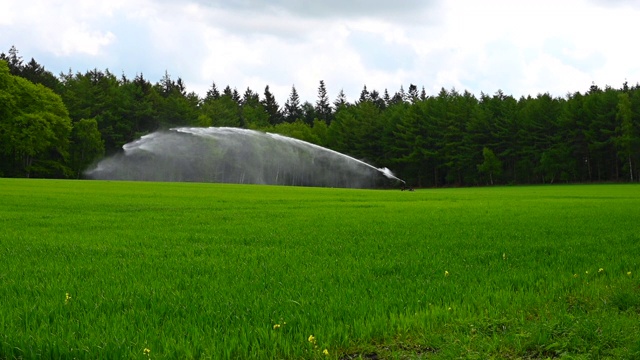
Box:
2;0;640;105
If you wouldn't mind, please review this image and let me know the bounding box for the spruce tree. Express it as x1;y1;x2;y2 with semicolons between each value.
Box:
205;81;220;101
284;85;302;123
315;80;332;124
261;85;282;125
357;85;370;104
333;89;348;110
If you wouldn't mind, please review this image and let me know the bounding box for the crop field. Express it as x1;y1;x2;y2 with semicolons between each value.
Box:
0;179;639;359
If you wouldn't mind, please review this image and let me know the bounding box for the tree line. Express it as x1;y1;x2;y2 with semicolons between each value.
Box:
1;46;639;186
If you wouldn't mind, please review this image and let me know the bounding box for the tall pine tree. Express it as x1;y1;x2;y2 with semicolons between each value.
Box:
284;85;302;123
315;80;332;124
261;85;282;125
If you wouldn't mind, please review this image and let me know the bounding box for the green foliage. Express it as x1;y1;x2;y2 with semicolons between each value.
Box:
261;85;281;125
0;180;639;359
0;46;62;92
615;92;638;181
0;60;72;177
477;147;502;184
310;119;329;146
539;143;573;183
61;69;135;153
284;85;302;123
328;100;385;164
70;118;105;178
270;119;321;144
315;80;332;124
152;73;200;128
3;47;640;186
241;88;270;129
200;94;241;127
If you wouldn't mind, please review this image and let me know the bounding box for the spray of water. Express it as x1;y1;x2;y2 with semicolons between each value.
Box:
86;127;405;188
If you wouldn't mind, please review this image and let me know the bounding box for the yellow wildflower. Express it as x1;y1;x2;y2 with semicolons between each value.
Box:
502;253;506;260
444;271;449;277
627;271;632;276
143;348;151;355
65;293;71;304
323;349;329;356
273;324;281;330
585;270;589;274
308;335;316;344
598;268;604;273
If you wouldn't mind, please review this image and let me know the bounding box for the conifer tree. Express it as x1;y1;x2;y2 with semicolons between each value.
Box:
315;80;332;124
205;81;220;101
357;85;370;104
261;85;282;125
333;89;348;110
284;85;302;123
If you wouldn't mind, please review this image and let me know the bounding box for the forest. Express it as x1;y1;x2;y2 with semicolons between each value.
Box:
1;46;639;187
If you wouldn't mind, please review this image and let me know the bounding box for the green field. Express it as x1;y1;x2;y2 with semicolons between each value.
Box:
0;179;639;359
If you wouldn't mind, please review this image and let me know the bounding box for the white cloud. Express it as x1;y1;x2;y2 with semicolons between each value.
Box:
55;26;116;57
425;0;640;97
0;0;17;25
2;0;126;57
2;0;640;103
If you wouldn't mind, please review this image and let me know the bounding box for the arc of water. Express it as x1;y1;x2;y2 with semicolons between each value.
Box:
88;126;405;188
173;127;406;184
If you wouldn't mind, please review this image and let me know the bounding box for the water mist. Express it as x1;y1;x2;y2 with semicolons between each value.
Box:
86;127;405;189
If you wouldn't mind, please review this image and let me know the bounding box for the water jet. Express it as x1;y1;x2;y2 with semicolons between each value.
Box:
86;127;405;188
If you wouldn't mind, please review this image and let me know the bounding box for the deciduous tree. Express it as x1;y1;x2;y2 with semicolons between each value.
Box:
0;60;72;177
70;118;104;178
477;147;502;185
615;92;637;181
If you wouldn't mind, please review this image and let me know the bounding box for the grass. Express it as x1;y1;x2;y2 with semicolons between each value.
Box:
0;179;639;359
